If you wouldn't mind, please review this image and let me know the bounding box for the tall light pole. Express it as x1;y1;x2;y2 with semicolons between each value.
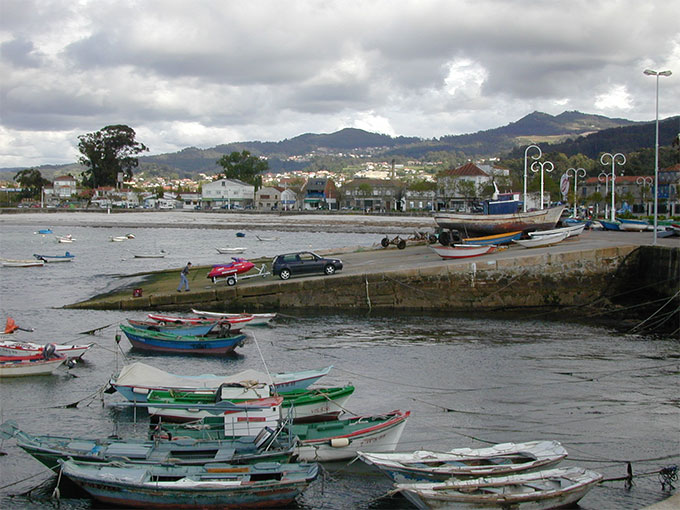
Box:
598;172;610;219
530;159;554;210
523;144;542;212
600;152;626;222
643;68;672;245
566;167;586;217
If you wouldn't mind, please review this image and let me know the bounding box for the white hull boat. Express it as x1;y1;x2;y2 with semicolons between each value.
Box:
396;466;602;510
512;231;568;248
0;353;66;377
429;244;496;260
0;340;93;359
1;259;44;267
216;247;247;254
133;251;167;258
358;440;568;483
528;223;585;238
191;309;277;326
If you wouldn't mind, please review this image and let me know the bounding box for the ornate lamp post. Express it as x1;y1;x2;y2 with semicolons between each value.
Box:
643;68;672;246
598;172;611;219
523;144;542;212
600;152;626;222
636;176;654;216
530;159;554;210
565;167;587;217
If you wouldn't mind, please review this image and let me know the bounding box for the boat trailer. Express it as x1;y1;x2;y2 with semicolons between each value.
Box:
211;264;271;286
380;231;437;250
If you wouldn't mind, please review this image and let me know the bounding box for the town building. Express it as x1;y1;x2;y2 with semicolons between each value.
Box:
302;178;338;210
201;178;254;209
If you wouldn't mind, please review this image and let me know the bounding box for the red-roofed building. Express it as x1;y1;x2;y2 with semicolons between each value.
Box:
436;162;495;211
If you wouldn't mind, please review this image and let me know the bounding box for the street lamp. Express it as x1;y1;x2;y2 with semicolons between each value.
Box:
643;68;672;245
566;167;587;218
636;176;654;216
598;172;611;219
523;144;542;212
600;152;626;222
530;159;554;210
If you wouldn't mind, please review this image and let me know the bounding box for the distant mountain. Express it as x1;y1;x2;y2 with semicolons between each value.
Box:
1;111;672;181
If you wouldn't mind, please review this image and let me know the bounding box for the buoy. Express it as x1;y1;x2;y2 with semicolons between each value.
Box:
330;437;350;448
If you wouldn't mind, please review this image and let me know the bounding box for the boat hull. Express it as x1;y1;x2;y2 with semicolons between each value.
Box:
430;244;496;259
434;206;564;235
120;325;245;355
460;231;522;245
191;310;276;326
0;340;93;359
0;354;66;377
512;231;568;248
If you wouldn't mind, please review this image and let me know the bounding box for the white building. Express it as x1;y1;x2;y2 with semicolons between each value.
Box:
201;179;254;209
51;175;78;198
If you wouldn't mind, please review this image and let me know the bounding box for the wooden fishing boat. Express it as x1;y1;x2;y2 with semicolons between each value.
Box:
0;339;93;359
597;219;621;231
119;325;246;355
357;440;568;483
512;231;568;248
434;206;564;236
216;247;247;254
429;244;497;260
395;466;602;510
127;319;232;337
528;223;585;238
32;251;75;263
59;458;319;510
147;313;255;327
159;410;411;462
460;231;522;246
107;362;333;402
146;385;355;423
1;258;44;267
0;420;295;470
0;352;66;377
618;218;649;231
191;309;277;326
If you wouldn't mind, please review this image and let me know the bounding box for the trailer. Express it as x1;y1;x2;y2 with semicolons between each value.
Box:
210;264;271;286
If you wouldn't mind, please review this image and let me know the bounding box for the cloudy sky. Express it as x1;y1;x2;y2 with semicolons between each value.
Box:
1;0;678;168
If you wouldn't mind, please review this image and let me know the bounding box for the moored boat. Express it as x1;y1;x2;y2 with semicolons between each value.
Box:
357;440;568;483
216;247;247;254
395;466;602;510
147;313;255;327
512;231;568;248
434;206;565;236
127;318;232;337
429;244;497;260
55;234;75;243
107;362;333;402
132;250;167;258
1;258;44;267
0;339;93;359
0;420;295;470
0;352;66;377
191;309;277;326
32;251;75;263
119;324;246;355
59;458;319;509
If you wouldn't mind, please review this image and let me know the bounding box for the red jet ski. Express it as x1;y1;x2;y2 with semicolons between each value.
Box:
206;257;255;285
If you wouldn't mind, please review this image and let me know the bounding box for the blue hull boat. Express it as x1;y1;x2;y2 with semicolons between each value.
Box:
119;325;245;355
598;219;621;231
126;319;222;337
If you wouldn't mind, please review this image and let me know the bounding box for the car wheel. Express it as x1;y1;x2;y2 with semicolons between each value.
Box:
279;268;291;280
324;264;336;275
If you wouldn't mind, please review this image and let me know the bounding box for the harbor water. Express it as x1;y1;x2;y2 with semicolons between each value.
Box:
0;213;678;509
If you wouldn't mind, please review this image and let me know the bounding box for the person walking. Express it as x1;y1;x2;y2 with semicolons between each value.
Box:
178;262;192;292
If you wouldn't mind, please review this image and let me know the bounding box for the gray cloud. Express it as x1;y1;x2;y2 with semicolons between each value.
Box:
1;0;678;167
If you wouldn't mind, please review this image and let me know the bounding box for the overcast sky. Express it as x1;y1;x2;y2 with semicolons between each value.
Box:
1;0;678;169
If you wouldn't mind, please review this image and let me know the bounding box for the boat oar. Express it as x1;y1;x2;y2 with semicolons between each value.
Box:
78;322;117;335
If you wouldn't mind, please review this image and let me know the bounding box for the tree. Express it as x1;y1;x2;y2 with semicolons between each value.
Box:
216;151;268;191
14;168;50;200
78;125;148;189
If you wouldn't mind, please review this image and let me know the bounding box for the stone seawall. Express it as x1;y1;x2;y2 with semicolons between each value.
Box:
97;245;641;314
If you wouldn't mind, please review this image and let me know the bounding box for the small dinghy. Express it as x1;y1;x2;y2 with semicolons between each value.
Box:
512;231;568;248
33;251;75;263
429;244;496;259
216;247;247;254
1;259;44;267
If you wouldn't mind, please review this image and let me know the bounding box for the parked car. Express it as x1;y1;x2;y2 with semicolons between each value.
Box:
272;251;343;280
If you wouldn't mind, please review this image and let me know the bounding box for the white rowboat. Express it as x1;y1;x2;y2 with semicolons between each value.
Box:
216;247;247;254
512;231;568;248
429;244;496;260
191;309;277;326
1;259;44;267
0;340;93;359
528;223;585;238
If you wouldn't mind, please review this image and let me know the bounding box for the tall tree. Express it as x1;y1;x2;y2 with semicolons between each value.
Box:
14;168;50;200
216;151;268;190
78;125;148;188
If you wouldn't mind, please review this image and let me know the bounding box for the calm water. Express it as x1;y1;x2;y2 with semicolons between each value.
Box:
0;216;678;509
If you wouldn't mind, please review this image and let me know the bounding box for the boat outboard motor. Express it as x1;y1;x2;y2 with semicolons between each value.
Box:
42;343;57;359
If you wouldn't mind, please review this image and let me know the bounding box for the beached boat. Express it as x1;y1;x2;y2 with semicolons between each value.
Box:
59;458;319;510
119;325;246;355
127;319;231;337
434;206;565;236
429;244;497;260
216;247;247;254
619;218;649;231
107;362;333;402
0;339;93;359
159;410;411;462
33;251;75;263
191;309;277;326
395;466;602;510
528;223;585;238
1;258;45;267
147;313;255;327
460;231;522;246
598;219;621;231
146;385;355;423
0;352;66;377
0;420;294;470
512;231;569;248
357;440;568;483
